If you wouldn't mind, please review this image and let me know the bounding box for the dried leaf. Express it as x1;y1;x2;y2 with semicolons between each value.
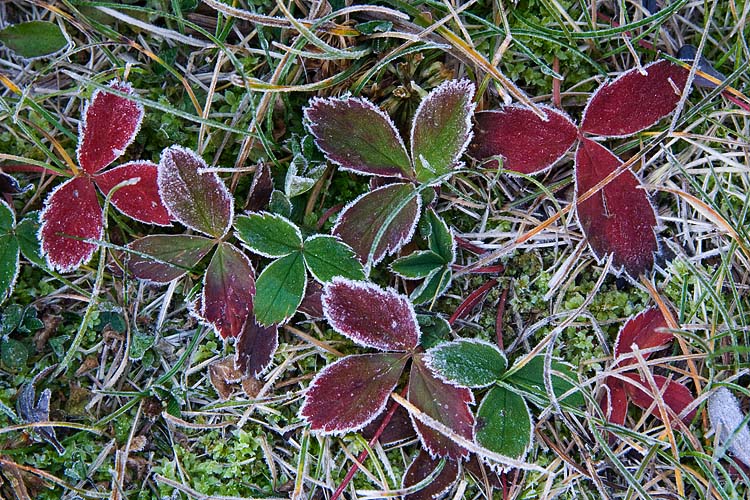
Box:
235;317;278;377
17;367;64;454
127;235;214;283
94;161;171;226
208;356;243;400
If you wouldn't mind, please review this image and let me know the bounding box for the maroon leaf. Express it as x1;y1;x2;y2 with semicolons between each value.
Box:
298;279;324;319
463;456;504;488
575;138;658;278
614;307;672;360
304;97;413;179
402;450;460;500
623;373;696;424
322;278;420;352
408;355;475;460
470;105;578;174
300;353;409;434
333;182;421;266
361;405;416;445
245;162;273;212
127;234;214;283
580;60;689;137
601;379;628;426
77;80;144;174
94;161;171;225
40;177;102;271
200;242;255;339
158;146;233;238
235;317;278;377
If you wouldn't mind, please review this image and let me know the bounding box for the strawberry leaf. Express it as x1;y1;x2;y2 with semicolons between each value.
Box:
235;212;303;258
40;177;102;272
158;146;233;238
302;235;365;283
334;182;421;266
505;356;584;407
200;243;256;339
580;60;689;137
322;278;420;352
253;252;306;326
402;451;459;500
623;373;696;424
575;138;658;279
0;200;19;303
614;307;672;359
408;354;474;460
410;267;452;306
16;214;44;268
470;105;578;174
127;235;214;283
425;339;507;388
304;96;412;179
77;81;144;174
94;161;171;226
424;209;454;263
235;317;278;377
246;162;273;212
390;250;446;279
476;385;533;460
411;79;475;184
601;379;628;426
0;21;69;59
300;353;408;434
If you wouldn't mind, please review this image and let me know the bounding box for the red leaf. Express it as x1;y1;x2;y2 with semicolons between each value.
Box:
361;405;416;445
601;379;628;426
94;161;171;225
245;162;273;212
298;279;324;319
77;81;144;174
40;177;102;271
580;60;689;137
402;450;460;500
470;105;578;174
200;243;256;339
575;138;658;278
624;373;696;424
235;317;278;377
614;307;672;360
408;355;475;460
323;278;420;352
127;234;214;283
300;353;409;434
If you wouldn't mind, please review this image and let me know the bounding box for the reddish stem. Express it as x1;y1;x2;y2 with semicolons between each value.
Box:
448;278;498;325
495;286;508;351
451;264;505;274
316;203;344;231
552;57;561;109
454;236;486;255
1;164;54;174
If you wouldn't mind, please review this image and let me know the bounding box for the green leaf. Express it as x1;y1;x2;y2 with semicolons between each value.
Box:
0;201;19;304
302;235;365;282
235;213;302;258
505;356;584;407
390;250;445;279
425;339;506;388
0;21;68;59
410;267;452;305
16;213;44;267
423;209;454;263
130;333;155;361
476;386;533;460
253;252;306;326
0;338;28;371
417;314;451;350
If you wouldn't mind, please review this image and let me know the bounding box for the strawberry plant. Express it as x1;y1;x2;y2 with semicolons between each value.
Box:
39;81;170;272
470;60;690;280
304;79;475;268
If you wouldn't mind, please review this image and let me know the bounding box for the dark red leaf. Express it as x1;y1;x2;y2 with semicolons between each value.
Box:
601;379;628;426
614;307;672;360
40;177;102;271
408;354;475;460
77;80;144;174
94;161;171;225
402;450;459;500
298;279;324;319
463;456;504;488
333;182;420;266
361;405;416;445
127;234;214;283
623;373;696;424
580;60;689;137
245;162;273;212
575;138;658;279
300;353;409;434
235;317;278;377
200;242;255;339
322;278;420;352
470;105;578;174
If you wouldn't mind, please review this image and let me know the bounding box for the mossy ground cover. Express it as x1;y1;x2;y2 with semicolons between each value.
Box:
0;0;749;498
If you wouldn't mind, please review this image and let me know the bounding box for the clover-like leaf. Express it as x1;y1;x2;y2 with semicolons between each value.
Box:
423;209;454;263
505;356;584;407
580;60;689;137
402;451;460;500
300;353;409;434
623;373;696;424
127;235;214;283
235;212;303;258
408;354;475;459
426;339;507;388
0;21;69;59
235;317;278;377
39;177;103;272
0;200;19;303
411;79;475;184
614;307;673;361
390;251;445;279
322;278;420;352
470;104;578;174
302;235;365;283
94;161;171;226
304;96;412;179
476;385;533;461
77;80;144;174
253;252;307;326
334;182;421;266
200;243;255;339
158;146;233;238
16;213;44;267
410;267;453;306
575;138;658;279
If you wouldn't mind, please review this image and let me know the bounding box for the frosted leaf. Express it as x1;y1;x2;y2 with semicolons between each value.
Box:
708;387;750;467
94;161;171;226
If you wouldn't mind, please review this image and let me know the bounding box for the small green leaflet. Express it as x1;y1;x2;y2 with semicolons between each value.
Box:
15;213;44;267
253;253;307;326
235;212;302;258
303;235;365;283
0;201;20;304
390;251;445;279
505;356;585;407
476;385;533;460
425;339;507;388
0;21;68;59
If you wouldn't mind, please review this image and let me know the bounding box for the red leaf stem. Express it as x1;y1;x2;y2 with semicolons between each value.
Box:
448;278;498;325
